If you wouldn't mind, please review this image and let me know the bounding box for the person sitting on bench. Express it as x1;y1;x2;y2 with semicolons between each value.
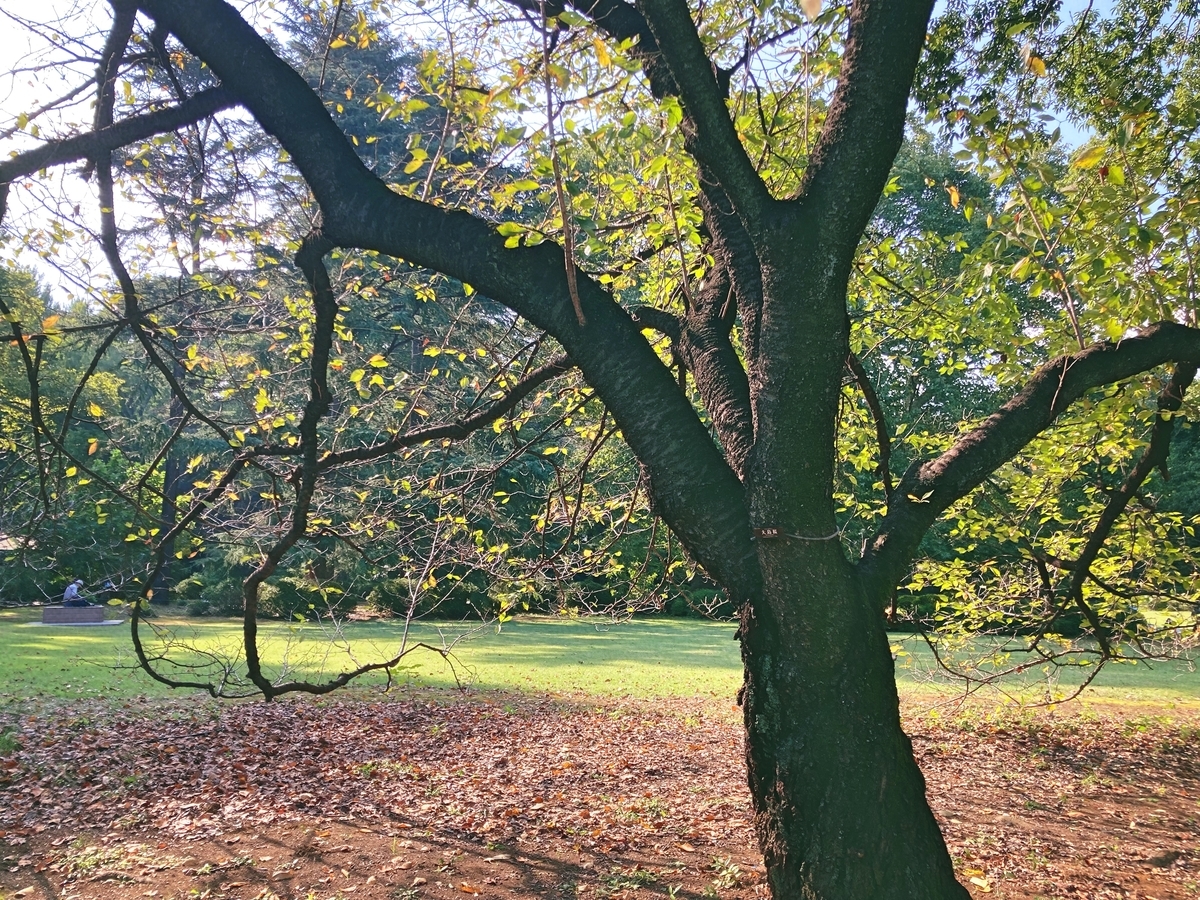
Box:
62;579;90;607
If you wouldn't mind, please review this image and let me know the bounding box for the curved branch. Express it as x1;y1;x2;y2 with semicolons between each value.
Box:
564;0;766;358
1062;362;1196;656
629;305;681;340
634;0;773;230
57;322;126;445
318;355;575;469
132;452;253;696
0;296;51;508
862;322;1200;588
241;234;337;698
631;277;755;482
95;144;232;443
846;350;893;501
0;303;152;519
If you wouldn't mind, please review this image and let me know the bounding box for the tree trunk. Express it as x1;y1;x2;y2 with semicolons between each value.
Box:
740;546;969;899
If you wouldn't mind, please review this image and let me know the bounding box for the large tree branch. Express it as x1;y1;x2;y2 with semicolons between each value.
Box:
632;266;755;481
634;0;773;231
0;87;236;193
862;322;1200;590
677;267;754;480
791;0;936;257
138;0;761;600
563;0;766;365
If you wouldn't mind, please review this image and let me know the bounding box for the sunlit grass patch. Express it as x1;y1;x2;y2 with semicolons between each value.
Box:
0;606;1195;712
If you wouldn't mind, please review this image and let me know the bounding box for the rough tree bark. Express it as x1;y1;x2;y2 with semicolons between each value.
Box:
6;0;1200;896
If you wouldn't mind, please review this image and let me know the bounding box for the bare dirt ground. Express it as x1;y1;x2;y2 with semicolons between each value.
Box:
1;691;1197;900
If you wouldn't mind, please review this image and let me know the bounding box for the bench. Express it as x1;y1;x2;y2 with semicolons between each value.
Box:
42;606;106;624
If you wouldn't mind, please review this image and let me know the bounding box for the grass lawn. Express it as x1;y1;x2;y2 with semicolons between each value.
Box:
0;606;1196;709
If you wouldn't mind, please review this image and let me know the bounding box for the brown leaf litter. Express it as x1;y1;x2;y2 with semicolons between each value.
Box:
0;691;1197;899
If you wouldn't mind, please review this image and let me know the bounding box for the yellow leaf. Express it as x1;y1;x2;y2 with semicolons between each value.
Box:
1073;144;1106;169
593;37;611;68
945;184;960;209
800;0;821;21
41;314;60;332
65;466;77;477
368;354;388;368
329;37;348;49
1026;55;1046;77
88;401;103;417
969;876;992;892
